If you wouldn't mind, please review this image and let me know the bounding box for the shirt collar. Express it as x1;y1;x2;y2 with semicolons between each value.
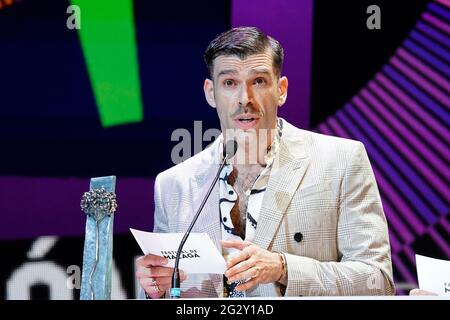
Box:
264;118;283;167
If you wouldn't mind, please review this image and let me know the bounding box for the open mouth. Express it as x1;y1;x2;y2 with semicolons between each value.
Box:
233;115;260;129
238;117;256;123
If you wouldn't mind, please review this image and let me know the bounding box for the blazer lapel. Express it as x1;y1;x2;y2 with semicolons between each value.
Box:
191;137;223;252
253;126;310;250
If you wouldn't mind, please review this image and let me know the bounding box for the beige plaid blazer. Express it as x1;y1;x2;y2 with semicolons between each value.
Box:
153;119;395;297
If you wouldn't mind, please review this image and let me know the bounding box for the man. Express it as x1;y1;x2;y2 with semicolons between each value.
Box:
136;27;395;298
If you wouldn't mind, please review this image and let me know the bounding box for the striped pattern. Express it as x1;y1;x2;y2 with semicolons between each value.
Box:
316;0;450;293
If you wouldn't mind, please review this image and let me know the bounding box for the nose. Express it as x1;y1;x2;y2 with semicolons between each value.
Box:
238;84;253;109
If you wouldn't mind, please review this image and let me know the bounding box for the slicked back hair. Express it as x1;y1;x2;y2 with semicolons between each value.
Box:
204;26;284;79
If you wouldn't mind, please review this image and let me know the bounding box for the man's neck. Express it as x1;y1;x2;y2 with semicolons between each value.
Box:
229;128;277;166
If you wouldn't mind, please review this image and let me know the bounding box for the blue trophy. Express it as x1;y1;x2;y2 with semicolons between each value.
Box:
80;176;117;300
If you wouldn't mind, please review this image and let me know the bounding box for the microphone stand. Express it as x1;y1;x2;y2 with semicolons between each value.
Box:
170;146;234;298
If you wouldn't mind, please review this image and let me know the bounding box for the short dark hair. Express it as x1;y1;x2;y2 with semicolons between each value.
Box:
204;26;284;78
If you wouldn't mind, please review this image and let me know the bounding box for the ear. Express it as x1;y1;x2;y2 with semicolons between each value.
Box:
203;79;216;108
277;76;288;107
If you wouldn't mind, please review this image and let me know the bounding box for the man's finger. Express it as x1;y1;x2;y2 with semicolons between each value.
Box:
144;283;166;298
148;266;176;278
149;266;187;279
140;277;157;287
136;254;168;267
226;246;253;268
151;276;173;287
139;272;187;288
225;258;253;280
228;267;257;283
221;240;251;250
136;266;187;281
236;278;258;292
141;276;170;288
409;288;437;296
135;266;152;278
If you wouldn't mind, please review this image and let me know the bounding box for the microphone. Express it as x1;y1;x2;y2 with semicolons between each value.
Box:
170;139;238;299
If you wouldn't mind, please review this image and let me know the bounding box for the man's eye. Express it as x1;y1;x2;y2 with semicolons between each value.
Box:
254;78;266;85
224;80;235;87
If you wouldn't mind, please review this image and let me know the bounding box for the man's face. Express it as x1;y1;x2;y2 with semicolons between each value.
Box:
204;49;288;150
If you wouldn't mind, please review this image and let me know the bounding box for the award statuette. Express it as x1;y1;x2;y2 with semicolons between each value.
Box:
80;176;117;300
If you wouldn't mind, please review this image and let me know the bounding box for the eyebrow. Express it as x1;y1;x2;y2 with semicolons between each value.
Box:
248;68;271;76
216;69;238;78
216;68;272;78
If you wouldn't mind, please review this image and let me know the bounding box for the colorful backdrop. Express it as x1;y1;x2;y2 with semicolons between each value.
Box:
0;0;448;299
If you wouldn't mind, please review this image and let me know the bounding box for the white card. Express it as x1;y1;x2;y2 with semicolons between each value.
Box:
130;228;226;274
416;254;450;296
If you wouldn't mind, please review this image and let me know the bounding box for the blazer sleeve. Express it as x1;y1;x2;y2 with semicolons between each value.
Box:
138;174;169;299
283;142;395;296
153;173;169;233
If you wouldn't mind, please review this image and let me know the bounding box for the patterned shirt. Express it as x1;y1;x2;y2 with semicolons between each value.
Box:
219;119;283;297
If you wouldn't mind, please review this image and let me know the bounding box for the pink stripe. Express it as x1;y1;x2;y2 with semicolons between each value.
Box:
362;152;425;238
403;246;419;267
392;254;417;284
388;229;401;253
382;197;414;244
369;81;450;182
423;12;450;34
368;81;450;181
397;48;450;92
436;0;450;9
327;117;425;235
356;90;449;192
317;123;334;136
390;56;450;108
440;215;450;234
376;73;449;153
429;228;450;257
372;164;425;236
369;81;450;168
327;117;351;139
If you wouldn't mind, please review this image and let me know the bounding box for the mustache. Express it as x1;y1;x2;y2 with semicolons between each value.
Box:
231;106;263;118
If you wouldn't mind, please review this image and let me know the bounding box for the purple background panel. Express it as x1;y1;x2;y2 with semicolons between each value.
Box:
0;177;155;240
231;0;314;129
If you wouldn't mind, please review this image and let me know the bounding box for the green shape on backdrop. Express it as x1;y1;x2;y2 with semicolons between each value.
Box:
71;0;143;127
